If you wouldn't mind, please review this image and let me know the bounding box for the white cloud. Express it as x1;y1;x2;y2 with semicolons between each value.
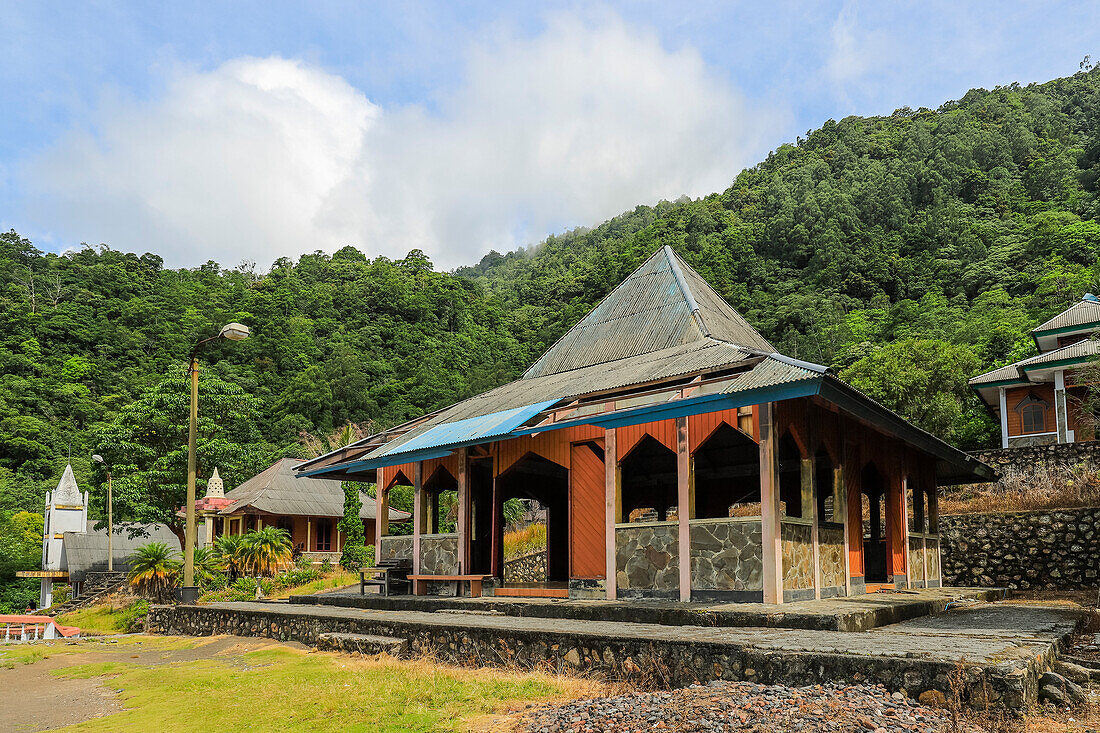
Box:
23;12;781;269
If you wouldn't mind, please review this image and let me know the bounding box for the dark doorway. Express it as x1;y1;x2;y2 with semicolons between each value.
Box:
424;466;457;534
815;448;836;524
620;435;677;522
468;457;494;575
778;432;804;518
692;423;761;518
861;463;888;583
496;453;569;583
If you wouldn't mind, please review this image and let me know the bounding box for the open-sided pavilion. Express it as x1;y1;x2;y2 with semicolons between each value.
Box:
299;247;992;603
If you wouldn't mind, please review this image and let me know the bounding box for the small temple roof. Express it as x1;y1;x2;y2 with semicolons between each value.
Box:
50;464;83;506
970;337;1100;388
219;458;410;521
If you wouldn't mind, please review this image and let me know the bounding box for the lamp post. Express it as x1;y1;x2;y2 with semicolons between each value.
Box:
181;322;250;603
91;454;112;572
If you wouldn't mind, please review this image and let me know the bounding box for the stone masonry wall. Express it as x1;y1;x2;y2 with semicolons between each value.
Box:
616;523;678;596
689;519;762;592
819;527;845;590
503;551;547;583
941;507;1100;590
970;441;1100;478
780;522;814;592
377;535;413;563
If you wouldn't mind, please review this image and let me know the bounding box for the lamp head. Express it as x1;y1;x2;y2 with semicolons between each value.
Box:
219;322;251;341
92;454;105;464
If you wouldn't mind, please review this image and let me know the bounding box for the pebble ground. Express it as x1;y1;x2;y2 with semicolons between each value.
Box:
520;681;975;732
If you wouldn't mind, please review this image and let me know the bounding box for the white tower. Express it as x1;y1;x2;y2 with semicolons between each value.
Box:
206;467;224;498
40;464;88;609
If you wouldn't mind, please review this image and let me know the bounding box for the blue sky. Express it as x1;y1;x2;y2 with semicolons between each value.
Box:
3;1;1099;268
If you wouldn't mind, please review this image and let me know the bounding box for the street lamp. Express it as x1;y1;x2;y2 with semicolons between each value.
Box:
91;454;112;572
181;322;250;603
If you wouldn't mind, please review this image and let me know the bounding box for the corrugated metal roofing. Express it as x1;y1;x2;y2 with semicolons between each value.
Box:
968;363;1027;386
376;399;559;458
61;523;181;583
970;339;1100;388
1019;338;1100;368
1034;298;1100;333
368;339;756;458
522;246;772;379
221;458;410;520
721;354;825;393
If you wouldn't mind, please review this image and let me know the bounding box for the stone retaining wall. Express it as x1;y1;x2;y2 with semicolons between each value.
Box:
146;603;1052;709
503;551;547;583
941;507;1100;589
969;441;1100;478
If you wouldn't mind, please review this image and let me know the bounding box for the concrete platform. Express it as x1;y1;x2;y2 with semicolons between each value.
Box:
148;598;1082;709
289;586;1003;632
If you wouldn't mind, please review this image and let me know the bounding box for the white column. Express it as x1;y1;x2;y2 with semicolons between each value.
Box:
998;387;1009;449
1055;370;1069;444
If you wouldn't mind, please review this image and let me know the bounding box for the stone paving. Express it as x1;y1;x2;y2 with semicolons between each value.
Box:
148;597;1082;708
291;585;1003;632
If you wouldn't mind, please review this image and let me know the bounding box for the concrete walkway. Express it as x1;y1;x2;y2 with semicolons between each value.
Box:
291;585;1003;631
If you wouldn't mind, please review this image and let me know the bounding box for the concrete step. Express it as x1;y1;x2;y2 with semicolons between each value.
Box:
315;632;407;656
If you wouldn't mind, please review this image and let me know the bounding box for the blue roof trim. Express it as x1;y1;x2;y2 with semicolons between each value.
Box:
298;448;457;477
511;377;823;435
378;399;560;457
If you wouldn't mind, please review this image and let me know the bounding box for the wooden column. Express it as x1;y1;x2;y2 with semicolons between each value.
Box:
306;517;311;552
375;483;389;550
837;465;850;596
457;447;469;573
899;475;911;589
490;468;502;579
676;416;691;602
759;402;783;604
412;462;423;575
805;457;820;600
604;427;618;600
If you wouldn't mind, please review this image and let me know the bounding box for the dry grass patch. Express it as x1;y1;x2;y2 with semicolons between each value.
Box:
941;463;1100;515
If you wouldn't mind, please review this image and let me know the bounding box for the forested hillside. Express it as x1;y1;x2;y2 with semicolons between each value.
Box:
2;67;1100;525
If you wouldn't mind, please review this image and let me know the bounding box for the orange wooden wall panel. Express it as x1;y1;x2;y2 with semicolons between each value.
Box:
569;442;606;578
616;418;677;459
688;408;748;452
1004;384;1057;436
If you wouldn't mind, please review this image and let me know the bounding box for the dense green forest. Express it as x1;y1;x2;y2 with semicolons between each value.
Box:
2;67;1100;550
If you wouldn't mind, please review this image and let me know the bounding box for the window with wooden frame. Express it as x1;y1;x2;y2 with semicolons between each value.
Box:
1015;394;1049;434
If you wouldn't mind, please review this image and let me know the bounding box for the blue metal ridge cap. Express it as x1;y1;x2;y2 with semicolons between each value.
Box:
510;377;824;436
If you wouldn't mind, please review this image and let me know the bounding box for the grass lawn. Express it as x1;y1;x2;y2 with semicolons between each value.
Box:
271;568;359;598
2;635;604;732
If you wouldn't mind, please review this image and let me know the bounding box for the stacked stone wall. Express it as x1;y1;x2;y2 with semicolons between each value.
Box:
503;551;547;583
615;523;678;597
941;507;1100;589
969;442;1100;478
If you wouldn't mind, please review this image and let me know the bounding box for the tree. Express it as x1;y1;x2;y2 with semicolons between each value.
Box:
92;368;270;537
840;338;986;445
240;527;292;576
128;542;181;602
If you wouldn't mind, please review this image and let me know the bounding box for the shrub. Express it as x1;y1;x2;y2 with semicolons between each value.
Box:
503;523;547;559
119;599;150;633
319;557;333;573
52;584;72;606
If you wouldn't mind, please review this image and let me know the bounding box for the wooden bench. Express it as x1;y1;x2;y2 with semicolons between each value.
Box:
359;559;411;596
407;574;493;598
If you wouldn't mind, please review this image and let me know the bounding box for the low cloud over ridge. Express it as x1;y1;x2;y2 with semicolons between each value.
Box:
23;13;780;269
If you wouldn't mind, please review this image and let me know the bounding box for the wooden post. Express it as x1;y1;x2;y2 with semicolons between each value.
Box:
306;517;311;552
676;416;691;602
457;447;469;574
375;469;386;554
899;475;910;589
759;402;783;604
837;465;850;596
490;468;502;579
413;462;423;575
805;458;820;600
604;428;618;600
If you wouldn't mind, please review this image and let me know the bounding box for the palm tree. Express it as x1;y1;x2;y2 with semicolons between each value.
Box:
128;542;181;602
241;527;292;576
213;534;248;581
191;546;223;586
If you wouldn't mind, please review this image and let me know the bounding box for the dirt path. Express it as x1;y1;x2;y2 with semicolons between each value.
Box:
0;636;306;731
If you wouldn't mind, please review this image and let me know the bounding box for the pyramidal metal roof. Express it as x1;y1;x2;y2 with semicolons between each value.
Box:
523;246;773;379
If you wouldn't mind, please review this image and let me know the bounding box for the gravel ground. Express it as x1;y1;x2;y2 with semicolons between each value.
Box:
519;681;974;732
